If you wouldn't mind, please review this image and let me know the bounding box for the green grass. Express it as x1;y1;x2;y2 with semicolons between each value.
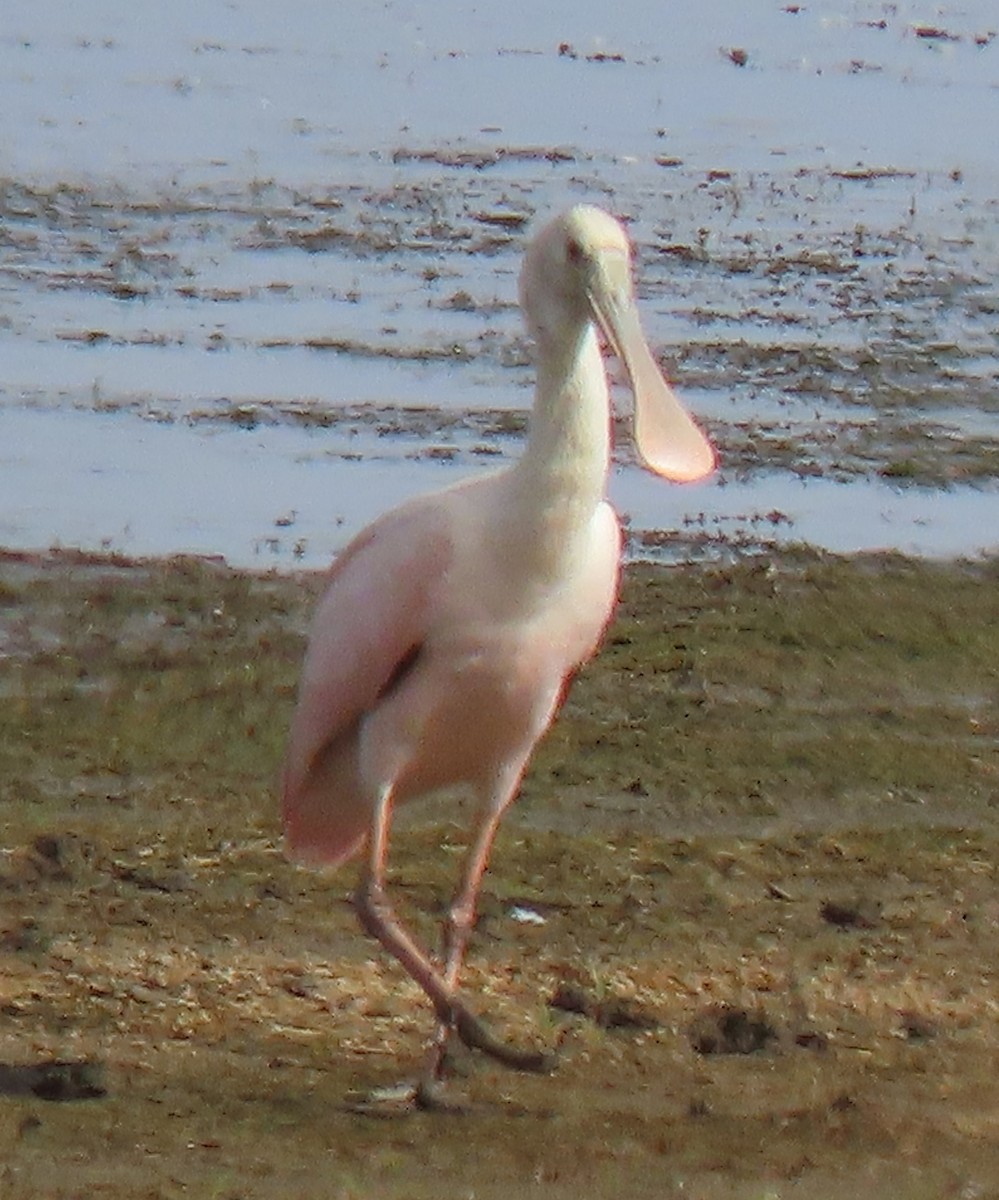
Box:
2;547;999;1199
3;549;997;855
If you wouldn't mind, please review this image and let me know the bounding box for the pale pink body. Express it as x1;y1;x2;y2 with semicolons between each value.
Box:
280;206;714;1104
283;464;620;868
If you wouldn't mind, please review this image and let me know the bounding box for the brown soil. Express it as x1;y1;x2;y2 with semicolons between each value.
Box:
1;548;998;1198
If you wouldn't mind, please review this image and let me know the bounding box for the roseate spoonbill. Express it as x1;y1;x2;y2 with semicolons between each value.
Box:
282;205;715;1109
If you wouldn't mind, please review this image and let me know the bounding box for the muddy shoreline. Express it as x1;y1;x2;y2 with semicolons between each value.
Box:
3;166;997;567
2;548;998;1197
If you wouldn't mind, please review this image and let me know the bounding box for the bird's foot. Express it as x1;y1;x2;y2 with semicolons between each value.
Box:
414;1074;470;1113
453;1006;556;1074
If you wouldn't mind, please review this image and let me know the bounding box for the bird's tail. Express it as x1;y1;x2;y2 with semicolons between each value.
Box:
281;732;371;869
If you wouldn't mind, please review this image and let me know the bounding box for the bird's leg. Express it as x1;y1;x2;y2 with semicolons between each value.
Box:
417;780;557;1105
353;783;446;1021
347;781;448;1114
418;800;510;1099
352;782;553;1112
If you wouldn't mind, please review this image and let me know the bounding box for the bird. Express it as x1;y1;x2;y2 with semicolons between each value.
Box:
281;204;715;1110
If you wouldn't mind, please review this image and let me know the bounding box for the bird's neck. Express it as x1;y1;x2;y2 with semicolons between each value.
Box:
513;320;610;519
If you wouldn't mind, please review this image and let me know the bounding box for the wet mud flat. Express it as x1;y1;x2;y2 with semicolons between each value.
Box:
2;152;998;566
1;547;998;1198
5;163;998;473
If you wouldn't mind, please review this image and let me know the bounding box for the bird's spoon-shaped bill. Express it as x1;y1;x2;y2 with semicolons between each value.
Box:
589;288;716;483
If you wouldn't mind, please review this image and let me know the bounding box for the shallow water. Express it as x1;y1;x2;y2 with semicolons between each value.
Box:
2;405;994;568
1;0;997;564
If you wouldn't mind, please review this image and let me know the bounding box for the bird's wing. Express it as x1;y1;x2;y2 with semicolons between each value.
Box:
281;501;454;866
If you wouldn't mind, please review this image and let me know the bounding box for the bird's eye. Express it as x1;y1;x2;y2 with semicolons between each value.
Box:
565;237;584;266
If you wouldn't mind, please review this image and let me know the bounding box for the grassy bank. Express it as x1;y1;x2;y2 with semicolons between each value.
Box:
1;548;997;1198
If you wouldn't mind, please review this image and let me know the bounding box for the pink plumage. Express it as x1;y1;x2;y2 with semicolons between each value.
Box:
280;205;714;1110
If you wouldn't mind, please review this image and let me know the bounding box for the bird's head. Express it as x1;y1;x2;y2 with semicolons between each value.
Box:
520;205;715;484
